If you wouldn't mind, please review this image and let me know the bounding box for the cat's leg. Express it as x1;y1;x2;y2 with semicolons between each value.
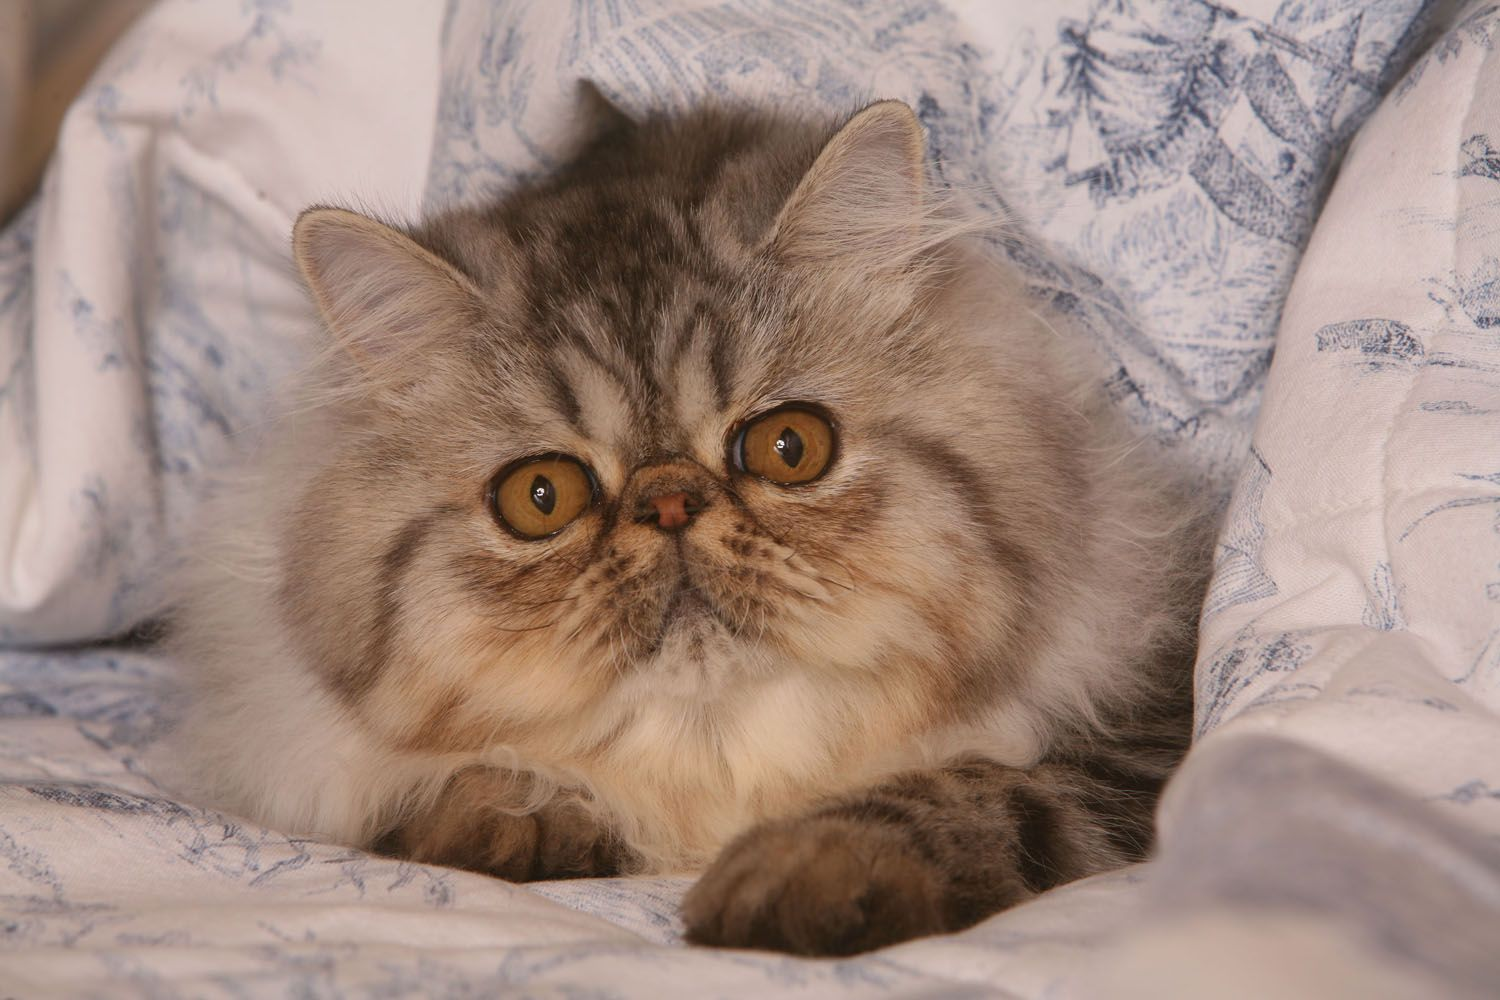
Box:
376;766;630;880
682;753;1164;955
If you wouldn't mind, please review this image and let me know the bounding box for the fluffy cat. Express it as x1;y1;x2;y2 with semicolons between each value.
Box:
173;94;1212;956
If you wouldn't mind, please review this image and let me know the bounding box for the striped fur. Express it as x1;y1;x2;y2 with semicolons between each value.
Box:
684;673;1191;954
171;98;1213;955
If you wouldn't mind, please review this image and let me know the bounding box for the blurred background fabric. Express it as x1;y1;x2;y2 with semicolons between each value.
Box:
0;0;154;224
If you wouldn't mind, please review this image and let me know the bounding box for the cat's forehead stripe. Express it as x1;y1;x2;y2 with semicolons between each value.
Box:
559;344;636;456
543;367;583;430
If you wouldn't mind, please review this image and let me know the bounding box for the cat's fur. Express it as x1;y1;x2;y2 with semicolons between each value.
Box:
173;96;1212;956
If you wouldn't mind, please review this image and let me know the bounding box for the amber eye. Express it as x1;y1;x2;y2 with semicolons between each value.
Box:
489;454;597;539
732;405;837;485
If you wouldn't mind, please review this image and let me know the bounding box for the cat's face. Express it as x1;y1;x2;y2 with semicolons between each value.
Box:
280;103;1086;760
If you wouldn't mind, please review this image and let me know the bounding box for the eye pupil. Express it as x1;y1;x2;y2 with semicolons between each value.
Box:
530;475;556;515
774;428;804;468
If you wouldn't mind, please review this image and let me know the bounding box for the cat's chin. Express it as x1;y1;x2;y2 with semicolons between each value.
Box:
624;583;752;699
638;575;721;647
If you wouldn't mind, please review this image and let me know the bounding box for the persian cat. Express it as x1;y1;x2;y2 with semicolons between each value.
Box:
174;93;1212;956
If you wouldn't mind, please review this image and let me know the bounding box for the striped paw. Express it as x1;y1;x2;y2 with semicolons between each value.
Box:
681;812;948;956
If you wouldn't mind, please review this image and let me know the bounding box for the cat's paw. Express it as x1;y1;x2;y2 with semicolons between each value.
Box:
681;814;948;956
377;767;626;880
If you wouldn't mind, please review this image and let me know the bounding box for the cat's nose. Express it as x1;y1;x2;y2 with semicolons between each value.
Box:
636;489;706;531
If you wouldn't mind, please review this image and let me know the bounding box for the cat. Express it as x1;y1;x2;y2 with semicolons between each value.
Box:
172;91;1213;957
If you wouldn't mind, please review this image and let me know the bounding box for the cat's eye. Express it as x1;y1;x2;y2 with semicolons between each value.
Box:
731;405;837;485
489;455;597;539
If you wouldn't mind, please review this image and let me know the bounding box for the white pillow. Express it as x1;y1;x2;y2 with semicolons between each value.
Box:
1194;0;1500;815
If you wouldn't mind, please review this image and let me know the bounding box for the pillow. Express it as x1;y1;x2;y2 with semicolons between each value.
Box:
1195;0;1500;772
1080;15;1500;990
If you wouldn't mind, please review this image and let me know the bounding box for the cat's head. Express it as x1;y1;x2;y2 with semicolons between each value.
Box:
278;100;1097;759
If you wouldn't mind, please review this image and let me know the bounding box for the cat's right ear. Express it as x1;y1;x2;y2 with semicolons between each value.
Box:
767;100;929;269
569;80;636;152
292;207;484;372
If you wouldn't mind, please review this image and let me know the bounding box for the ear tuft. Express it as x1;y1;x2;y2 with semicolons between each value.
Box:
292;208;482;371
768;100;928;265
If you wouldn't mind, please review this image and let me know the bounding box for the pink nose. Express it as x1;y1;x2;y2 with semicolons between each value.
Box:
647;491;693;530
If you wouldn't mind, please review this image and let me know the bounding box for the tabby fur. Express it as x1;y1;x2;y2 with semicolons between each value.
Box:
173;94;1211;956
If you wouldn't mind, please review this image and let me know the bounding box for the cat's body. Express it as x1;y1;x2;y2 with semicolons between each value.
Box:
174;97;1211;955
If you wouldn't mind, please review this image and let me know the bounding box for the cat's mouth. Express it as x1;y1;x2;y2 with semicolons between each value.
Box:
646;577;729;656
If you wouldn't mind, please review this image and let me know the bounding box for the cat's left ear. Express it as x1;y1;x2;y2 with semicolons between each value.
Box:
767;100;928;267
292;207;485;372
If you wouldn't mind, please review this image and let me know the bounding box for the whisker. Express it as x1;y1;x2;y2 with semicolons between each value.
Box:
502;592;579;611
541;534;589;575
488;619;559;634
794;547;859;593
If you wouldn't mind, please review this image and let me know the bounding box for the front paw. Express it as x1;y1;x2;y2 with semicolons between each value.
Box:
377;767;626;880
682;814;948;956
